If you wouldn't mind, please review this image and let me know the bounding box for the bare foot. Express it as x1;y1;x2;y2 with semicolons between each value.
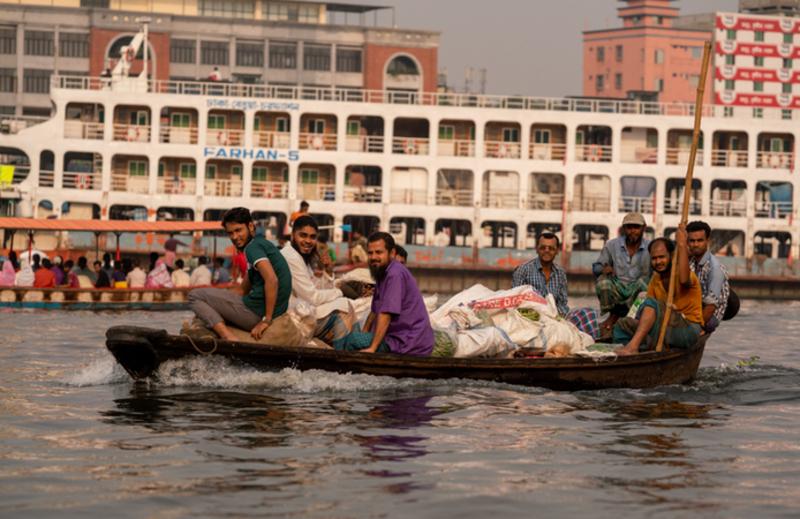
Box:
600;314;620;330
615;343;639;356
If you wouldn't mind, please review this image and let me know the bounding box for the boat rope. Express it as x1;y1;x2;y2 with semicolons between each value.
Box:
185;334;218;355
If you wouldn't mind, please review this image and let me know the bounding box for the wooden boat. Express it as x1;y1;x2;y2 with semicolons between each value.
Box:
105;325;709;391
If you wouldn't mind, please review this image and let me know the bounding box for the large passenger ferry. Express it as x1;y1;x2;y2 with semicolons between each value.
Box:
0;18;797;282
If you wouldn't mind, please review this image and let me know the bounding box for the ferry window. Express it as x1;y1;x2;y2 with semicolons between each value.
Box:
785;34;794;44
754;81;764;92
726;55;735;66
24;31;54;56
300;169;319;184
208;114;226;129
283;168;289;182
691;46;703;59
180;164;196;178
0;29;15;55
23;69;51;94
59;33;89;58
534;129;550;144
727;30;736;40
171;39;196;64
575;131;584;146
130;111;148;126
304;44;331;71
276;117;289;132
614;73;622;90
596;47;604;62
269;42;297;69
253;167;267;182
783;83;793;94
158;163;165;177
783;58;793;68
205;164;217;179
308;119;325;134
755;31;764;42
615;45;623;61
128;161;147;177
439;125;454;140
80;0;109;7
654;49;664;64
198;0;254;19
725;79;735;90
236;42;264;68
0;68;15;93
347;121;360;136
253;117;260;132
502;128;519;143
232;166;242;178
200;41;229;65
754;56;764;67
336;47;362;73
172;113;190;128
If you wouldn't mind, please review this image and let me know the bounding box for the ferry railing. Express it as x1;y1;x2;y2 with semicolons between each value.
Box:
435;189;473;206
38;170;55;188
575;196;611;212
113;124;151;143
755;201;793;218
528;193;564;211
756;151;793;170
251;181;288;199
344;135;384;153
1;115;49;134
620;146;658;164
3;166;31;185
482;191;520;209
157;178;196;195
484;141;521;159
392;137;430;155
575;144;613;162
528;143;566;161
710;199;747;217
63;171;101;190
204;178;243;197
205;129;244;147
438;139;475;157
388;188;426;205
159;126;198;145
711;150;748;168
64;120;103;140
344;185;383;203
664;198;702;215
298;133;338;151
666;148;704;166
254;131;291;149
111;174;149;194
619;196;655;214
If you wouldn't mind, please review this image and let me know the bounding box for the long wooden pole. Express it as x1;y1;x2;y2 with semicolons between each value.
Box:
655;41;712;352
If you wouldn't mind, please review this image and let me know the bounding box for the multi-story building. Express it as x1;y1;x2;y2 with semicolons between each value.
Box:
0;0;439;116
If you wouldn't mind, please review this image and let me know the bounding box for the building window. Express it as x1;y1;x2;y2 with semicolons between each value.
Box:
755;56;764;67
533;129;550;144
198;0;254;19
755;31;764;42
641;48;645;62
753;108;763;118
336;47;362;72
727;29;736;40
303;44;330;71
785;33;794;44
80;0;110;7
236;42;264;67
783;58;793;68
615;45;623;61
689;75;700;88
615;73;622;89
655;49;665;64
725;55;735;65
654;78;663;92
23;69;51;93
171;39;195;64
597;46;604;61
596;74;604;91
252;167;267;182
269;42;297;69
0;68;15;93
263;3;319;23
725;79;735;90
783;83;792;94
724;106;734;117
782;109;792;120
128;161;147;177
691;46;703;59
652;16;663;25
0;28;16;54
24;31;54;56
200;41;229;65
754;81;764;92
59;33;89;58
632;16;642;25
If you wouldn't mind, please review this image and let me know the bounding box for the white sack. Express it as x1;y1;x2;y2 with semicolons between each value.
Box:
489;308;545;347
454;327;517;358
429;284;496;328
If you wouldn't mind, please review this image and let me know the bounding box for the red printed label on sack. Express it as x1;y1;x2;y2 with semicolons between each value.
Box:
470;290;548;310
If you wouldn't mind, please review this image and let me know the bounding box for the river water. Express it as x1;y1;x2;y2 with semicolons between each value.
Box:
1;298;799;518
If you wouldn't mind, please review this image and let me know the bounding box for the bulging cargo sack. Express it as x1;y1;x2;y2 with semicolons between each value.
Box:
454;327;516;358
429;284;496;328
470;285;558;319
489;307;545;347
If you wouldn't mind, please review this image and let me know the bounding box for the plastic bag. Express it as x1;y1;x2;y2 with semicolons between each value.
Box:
432;327;458;357
454;327;517;358
286;300;317;345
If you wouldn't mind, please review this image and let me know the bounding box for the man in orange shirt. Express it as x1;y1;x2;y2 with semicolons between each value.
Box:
290;201;309;226
34;258;57;288
613;224;703;356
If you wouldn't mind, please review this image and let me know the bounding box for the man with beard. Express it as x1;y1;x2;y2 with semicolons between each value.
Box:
335;232;433;355
281;215;359;343
686;220;730;333
512;232;568;315
592;213;652;331
613;224;703;356
188;207;292;342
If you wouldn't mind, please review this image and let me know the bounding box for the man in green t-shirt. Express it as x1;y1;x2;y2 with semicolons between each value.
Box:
188;207;292;341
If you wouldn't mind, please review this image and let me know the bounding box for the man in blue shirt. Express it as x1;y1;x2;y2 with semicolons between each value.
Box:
512;233;569;315
592;213;652;330
686;220;730;333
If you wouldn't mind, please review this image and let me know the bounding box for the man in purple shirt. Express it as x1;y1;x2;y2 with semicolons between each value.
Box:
335;232;433;355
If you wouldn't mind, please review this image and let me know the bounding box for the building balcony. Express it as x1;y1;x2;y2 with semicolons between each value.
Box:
755;201;792;219
39;170;55;188
159;126;198;145
299;133;338;151
157;177;196;195
709;199;747;217
528;193;564;211
389;188;426;205
344;185;383;203
438;139;475;157
62;171;101;190
711;150;748;168
204;179;243;197
392;137;429;155
575;145;612;163
757;151;793;170
255;131;291;149
297;183;336;201
64;120;103;140
620;146;658;165
528;143;566;161
484;141;520;159
666;148;703;166
251;181;289;199
206;129;244;147
482;190;519;209
435;188;472;206
113;124;151;143
574;196;611;212
345;135;384;153
619;196;655;214
111;174;149;193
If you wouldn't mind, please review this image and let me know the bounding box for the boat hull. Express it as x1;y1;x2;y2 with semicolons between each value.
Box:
105;326;708;391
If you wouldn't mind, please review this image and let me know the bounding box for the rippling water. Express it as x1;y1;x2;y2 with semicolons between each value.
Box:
2;298;799;518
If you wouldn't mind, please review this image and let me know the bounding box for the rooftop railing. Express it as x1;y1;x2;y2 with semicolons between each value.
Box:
51;76;800;121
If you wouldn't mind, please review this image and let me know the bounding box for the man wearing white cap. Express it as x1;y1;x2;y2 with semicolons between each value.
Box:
592;212;652;331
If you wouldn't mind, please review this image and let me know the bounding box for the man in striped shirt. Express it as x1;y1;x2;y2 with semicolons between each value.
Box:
512;233;569;315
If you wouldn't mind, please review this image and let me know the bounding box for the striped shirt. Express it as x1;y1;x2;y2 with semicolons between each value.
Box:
690;251;730;325
512;257;569;315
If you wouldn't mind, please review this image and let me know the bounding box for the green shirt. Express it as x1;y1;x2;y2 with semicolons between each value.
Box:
242;234;292;319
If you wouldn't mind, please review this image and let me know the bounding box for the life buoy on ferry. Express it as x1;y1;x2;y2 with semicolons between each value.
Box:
403;139;417;155
497;143;509;158
126;47;135;62
263;183;274;198
585;145;602;162
217;131;229;146
768;153;782;168
75;173;91;190
126;127;140;142
312;135;325;150
171;180;183;194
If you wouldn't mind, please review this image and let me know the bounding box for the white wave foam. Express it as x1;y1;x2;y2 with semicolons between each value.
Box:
67;354;131;386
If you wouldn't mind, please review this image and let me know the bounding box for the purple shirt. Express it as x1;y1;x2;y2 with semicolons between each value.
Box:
371;259;434;356
50;266;64;285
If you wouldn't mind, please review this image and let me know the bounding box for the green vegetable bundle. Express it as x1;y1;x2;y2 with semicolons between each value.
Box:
517;308;540;322
432;329;457;357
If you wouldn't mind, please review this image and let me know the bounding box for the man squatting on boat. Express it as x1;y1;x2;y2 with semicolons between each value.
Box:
686;221;730;333
188;207;293;342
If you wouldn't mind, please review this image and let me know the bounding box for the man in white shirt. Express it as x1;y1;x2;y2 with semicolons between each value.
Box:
190;256;212;286
171;259;191;287
126;259;147;288
281;215;358;343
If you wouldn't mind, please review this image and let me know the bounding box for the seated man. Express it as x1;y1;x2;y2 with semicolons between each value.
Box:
190;256;212;286
593;213;652;330
171;259;191;287
512;232;568;315
73;257;96;284
212;257;230;285
34;258;57;288
93;260;111;288
686;220;730;333
613;225;704;356
335;232;433;355
126;259;147;288
61;260;80;288
281;215;358;343
188;207;292;342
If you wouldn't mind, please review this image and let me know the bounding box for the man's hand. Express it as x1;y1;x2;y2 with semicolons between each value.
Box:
362;343;379;353
251;321;269;341
602;266;615;277
676;224;688;248
320;251;333;274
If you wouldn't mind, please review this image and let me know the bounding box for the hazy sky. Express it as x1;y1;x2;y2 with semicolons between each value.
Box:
340;0;740;97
